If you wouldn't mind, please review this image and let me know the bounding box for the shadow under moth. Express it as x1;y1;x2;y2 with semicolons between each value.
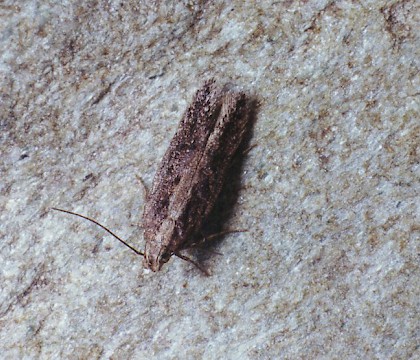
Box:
53;78;252;275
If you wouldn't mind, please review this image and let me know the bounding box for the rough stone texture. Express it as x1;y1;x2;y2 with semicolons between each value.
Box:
1;1;418;359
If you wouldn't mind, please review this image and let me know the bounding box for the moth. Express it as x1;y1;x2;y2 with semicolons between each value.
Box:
53;79;251;274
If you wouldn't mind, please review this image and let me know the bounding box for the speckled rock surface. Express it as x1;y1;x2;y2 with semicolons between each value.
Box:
1;1;418;359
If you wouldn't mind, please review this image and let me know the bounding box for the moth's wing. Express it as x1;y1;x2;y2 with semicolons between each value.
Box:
168;91;250;240
142;79;224;229
199;91;250;218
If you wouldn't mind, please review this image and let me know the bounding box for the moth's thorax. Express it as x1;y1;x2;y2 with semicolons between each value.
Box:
143;218;178;272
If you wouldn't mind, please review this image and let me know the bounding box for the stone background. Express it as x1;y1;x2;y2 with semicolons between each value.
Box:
1;1;418;359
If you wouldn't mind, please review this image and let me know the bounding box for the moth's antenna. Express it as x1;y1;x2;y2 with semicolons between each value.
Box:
51;207;144;256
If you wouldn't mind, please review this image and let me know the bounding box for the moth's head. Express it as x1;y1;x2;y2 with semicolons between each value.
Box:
143;218;177;271
143;242;172;272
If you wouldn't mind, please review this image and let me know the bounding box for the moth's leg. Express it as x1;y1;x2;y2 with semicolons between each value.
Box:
204;229;248;241
176;230;247;274
186;229;248;255
131;175;149;230
135;175;149;200
186;242;223;256
241;143;257;156
191;229;248;247
174;252;211;276
135;175;149;224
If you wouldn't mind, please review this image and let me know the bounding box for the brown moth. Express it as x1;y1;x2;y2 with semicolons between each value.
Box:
53;78;251;274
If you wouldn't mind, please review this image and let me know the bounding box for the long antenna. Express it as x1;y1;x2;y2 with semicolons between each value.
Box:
51;207;144;256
